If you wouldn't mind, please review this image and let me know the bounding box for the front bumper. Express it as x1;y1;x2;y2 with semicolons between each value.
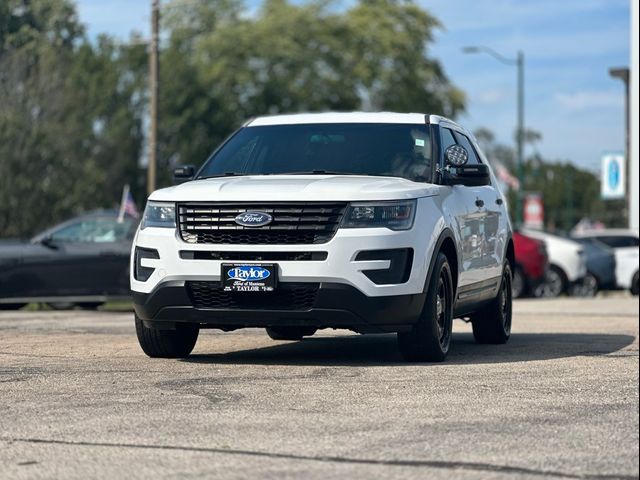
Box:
130;199;443;298
133;281;426;333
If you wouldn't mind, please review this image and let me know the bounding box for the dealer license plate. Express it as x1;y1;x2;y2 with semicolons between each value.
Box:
222;263;277;292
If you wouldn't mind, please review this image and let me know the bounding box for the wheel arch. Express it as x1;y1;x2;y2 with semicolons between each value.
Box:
424;229;459;299
505;236;515;271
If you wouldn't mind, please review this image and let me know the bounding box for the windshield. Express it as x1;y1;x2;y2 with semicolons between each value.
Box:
197;123;433;182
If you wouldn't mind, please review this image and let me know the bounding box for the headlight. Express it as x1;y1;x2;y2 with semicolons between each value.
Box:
341;200;416;231
141;201;176;229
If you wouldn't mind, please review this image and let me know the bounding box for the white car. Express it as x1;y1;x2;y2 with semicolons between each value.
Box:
572;229;639;295
521;229;587;297
131;112;514;362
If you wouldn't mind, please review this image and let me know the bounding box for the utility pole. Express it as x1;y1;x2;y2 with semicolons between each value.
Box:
147;0;160;196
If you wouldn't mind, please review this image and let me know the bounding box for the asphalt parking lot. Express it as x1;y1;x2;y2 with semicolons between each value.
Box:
0;297;638;479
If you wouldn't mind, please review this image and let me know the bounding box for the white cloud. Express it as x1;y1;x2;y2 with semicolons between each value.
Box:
555;90;624;111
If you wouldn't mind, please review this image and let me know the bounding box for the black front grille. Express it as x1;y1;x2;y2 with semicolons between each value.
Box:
178;202;347;245
179;251;328;261
187;281;319;311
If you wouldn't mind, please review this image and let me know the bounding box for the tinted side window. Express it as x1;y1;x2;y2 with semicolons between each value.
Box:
596;236;640;248
440;127;457;151
51;218;134;243
452;131;481;165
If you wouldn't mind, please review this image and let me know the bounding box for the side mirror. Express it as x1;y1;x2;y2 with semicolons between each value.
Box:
444;145;469;167
442;164;491;187
173;165;195;184
39;236;60;249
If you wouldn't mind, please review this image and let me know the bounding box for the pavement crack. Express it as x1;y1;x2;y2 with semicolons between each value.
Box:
3;437;636;480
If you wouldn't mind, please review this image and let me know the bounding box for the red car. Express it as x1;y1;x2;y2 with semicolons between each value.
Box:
513;231;549;298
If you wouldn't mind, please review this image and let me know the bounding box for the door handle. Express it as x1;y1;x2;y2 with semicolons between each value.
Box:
496;198;503;205
475;199;484;208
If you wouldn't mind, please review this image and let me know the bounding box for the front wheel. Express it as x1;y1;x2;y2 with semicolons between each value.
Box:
631;272;639;296
0;303;27;310
472;262;513;344
397;252;453;362
135;315;199;358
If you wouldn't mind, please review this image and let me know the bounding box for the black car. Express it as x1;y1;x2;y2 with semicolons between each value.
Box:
0;211;136;310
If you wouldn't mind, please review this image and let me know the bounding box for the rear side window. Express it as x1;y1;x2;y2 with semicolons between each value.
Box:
595;236;640;248
452;131;481;165
50;218;134;243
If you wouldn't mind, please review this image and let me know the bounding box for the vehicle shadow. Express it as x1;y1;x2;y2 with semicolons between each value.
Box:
183;331;637;367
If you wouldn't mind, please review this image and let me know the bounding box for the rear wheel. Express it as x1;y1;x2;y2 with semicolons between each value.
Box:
472;262;512;344
135;315;199;358
511;266;526;298
76;302;104;310
266;326;317;341
397;252;453;362
631;272;639;296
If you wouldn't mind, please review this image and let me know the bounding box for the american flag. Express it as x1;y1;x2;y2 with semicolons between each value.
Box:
118;184;140;222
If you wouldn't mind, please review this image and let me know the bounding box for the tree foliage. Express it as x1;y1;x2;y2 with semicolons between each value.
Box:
0;0;146;237
156;0;464;183
1;0;463;236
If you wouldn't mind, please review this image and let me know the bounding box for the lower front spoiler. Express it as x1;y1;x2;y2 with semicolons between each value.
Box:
132;281;425;334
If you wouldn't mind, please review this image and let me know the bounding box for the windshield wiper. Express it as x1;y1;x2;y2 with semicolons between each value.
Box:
275;170;368;176
197;172;248;180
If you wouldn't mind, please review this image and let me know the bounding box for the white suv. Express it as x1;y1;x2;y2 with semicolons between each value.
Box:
131;112;514;362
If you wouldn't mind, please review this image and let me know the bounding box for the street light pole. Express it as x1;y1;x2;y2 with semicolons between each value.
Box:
147;0;160;196
516;50;524;226
462;46;525;226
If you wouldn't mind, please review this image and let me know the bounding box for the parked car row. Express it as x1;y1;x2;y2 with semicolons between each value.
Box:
1;211;637;308
512;228;638;298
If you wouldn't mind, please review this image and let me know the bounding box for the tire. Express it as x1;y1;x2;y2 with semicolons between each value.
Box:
47;302;75;310
76;302;104;310
511;266;526;298
135;315;199;358
569;272;598;298
266;326;317;341
535;265;567;298
631;272;639;296
397;252;453;362
0;303;27;310
472;262;513;344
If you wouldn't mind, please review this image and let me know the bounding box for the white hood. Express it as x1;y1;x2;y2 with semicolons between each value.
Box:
149;175;439;202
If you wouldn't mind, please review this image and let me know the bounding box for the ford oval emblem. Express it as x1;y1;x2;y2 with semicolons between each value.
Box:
227;266;271;282
234;211;273;227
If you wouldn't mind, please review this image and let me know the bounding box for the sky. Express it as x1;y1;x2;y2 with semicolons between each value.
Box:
74;0;631;172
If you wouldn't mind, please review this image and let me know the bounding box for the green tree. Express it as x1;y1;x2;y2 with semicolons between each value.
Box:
1;0;464;236
157;0;464;181
0;0;146;237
